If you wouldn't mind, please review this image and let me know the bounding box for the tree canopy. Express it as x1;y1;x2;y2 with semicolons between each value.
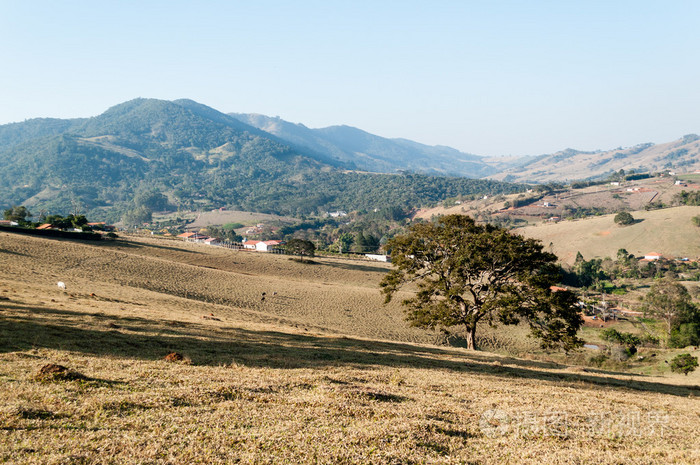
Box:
3;205;31;223
285;239;316;262
614;211;635;225
380;215;582;351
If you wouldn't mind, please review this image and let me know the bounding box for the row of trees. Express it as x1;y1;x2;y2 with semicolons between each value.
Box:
3;206;92;231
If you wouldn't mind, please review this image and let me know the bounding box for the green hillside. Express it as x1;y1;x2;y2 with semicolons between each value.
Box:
0;99;525;220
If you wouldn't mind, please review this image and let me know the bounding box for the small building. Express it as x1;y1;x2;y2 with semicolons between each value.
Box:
36;223;54;230
644;252;662;261
204;237;221;246
243;240;260;250
365;254;390;262
256;240;284;252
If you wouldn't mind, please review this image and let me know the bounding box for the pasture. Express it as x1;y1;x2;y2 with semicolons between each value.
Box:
0;232;698;464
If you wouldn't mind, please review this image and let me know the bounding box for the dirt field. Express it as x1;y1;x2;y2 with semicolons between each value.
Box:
1;232;699;464
155;209;297;229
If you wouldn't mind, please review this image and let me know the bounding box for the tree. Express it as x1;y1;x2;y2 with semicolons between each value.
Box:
616;248;633;264
669;353;698;376
643;278;697;346
3;205;32;224
134;189;169;212
614;211;635;225
334;232;354;254
122;206;152;226
285;239;315;262
380;215;583;351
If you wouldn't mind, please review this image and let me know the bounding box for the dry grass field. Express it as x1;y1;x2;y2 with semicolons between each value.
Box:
154;209;297;230
1;232;699;464
519;205;700;264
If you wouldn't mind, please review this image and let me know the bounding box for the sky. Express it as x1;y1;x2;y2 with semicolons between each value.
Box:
1;1;699;157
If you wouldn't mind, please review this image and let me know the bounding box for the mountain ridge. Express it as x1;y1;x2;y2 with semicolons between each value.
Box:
0;98;524;219
230;112;494;177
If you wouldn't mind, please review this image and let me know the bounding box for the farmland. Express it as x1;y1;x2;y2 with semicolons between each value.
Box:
1;232;699;464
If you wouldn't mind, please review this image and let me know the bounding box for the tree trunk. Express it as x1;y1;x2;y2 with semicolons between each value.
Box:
465;325;476;350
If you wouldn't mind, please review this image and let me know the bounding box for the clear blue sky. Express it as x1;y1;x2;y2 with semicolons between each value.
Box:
1;1;699;156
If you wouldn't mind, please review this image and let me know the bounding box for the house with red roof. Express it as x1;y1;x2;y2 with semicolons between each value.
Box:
243;240;261;250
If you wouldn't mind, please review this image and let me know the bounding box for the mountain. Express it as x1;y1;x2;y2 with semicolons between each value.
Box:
488;135;700;183
230;113;495;177
0;99;524;220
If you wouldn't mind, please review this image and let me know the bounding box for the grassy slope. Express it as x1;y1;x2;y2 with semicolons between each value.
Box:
519;205;700;264
1;232;699;464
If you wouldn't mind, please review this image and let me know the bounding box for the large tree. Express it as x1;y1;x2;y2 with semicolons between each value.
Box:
380;215;583;351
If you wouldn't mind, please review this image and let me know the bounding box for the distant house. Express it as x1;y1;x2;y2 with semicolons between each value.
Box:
177;232;210;243
36;223;54;230
256;240;284;252
644;252;662;261
0;220;18;226
327;211;348;218
243;240;260;250
204;237;221;246
365;254;390;262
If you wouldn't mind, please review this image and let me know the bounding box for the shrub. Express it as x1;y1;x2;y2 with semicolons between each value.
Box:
669;353;699;376
600;328;641;346
614;211;635;225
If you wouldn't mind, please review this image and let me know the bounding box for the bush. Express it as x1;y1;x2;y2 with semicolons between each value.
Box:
600;328;641;346
614;211;635;225
669;353;699;376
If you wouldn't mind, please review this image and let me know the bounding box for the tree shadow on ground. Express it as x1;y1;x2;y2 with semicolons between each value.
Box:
98;239;203;254
1;301;697;398
0;248;27;257
313;259;391;274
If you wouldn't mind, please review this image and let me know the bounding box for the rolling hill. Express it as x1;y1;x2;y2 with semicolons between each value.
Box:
489;135;700;183
230;113;495;177
519;205;700;265
0;99;524;220
1;231;698;464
